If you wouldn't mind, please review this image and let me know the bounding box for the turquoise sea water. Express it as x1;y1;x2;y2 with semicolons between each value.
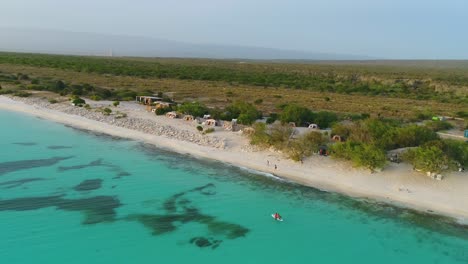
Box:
0;110;468;264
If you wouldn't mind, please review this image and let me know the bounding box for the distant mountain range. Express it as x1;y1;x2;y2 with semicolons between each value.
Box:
0;28;371;60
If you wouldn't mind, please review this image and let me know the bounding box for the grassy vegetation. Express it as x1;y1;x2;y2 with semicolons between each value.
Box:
0;52;465;173
250;118;466;172
0;52;467;103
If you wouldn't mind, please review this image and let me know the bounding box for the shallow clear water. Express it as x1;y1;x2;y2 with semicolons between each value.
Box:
0;110;467;264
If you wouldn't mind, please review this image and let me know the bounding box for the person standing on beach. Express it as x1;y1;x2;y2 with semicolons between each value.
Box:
274;164;277;170
267;160;270;166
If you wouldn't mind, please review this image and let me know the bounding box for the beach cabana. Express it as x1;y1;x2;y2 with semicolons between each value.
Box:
203;119;217;126
165;111;178;119
332;135;342;142
183;115;194;121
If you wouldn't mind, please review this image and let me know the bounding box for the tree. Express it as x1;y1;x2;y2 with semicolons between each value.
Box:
287;131;328;161
402;146;448;173
71;97;85;106
249;122;270;147
177;101;208;117
442;139;468;168
314;111;338;128
331;141;386;172
280;104;314;126
55;80;66;91
224;102;261;125
394;125;438;148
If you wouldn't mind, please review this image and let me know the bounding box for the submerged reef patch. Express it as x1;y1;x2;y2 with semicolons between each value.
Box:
47;145;73;150
13;142;37;146
0;178;47;189
127;183;249;249
0;195;121;224
73;179;103;191
0;156;73;176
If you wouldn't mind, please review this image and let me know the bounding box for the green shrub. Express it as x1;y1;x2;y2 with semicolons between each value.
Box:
155;107;172;115
204;128;215;134
455;111;468;118
196;125;203;132
249;122;270;147
287;131;328;161
177;101;208;117
314;111;338;128
424;120;453;132
103;108;112;115
71;97;86;106
331;141;387;172
13;91;32;97
254;98;263;105
48;99;58;104
393;125;438;148
402;146;448;173
113;101;120;107
224;102;261;125
266;113;278;124
90;95;102;101
442;139;468;167
280;104;314;126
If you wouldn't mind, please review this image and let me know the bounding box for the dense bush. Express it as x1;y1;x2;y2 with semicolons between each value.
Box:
279;104;314;126
177;101;208;117
113;101;120;107
331;141;387;172
424;120;453;132
13;91;32;97
402;146;448;173
266;113;278;124
155;107;172;115
204;128;215;134
314;111;338;128
223;102;262;125
103;108;112;115
1;52;466;102
392;125;439;148
71;97;86;106
287;131;328;161
249;123;271;147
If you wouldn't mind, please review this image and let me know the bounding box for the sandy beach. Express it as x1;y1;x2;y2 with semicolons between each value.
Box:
1;95;467;223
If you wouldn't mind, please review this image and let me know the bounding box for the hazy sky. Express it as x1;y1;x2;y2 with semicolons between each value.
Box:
2;0;467;59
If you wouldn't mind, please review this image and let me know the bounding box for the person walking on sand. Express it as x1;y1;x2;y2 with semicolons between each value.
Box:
274;164;277;170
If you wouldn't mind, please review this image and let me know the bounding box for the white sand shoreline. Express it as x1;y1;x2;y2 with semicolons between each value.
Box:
1;95;467;224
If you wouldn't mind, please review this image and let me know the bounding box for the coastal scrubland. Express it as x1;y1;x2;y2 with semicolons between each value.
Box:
0;52;466;174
